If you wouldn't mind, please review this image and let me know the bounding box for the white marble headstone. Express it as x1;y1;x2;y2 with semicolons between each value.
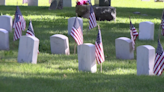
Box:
0;28;9;50
137;45;155;75
68;17;83;35
63;0;72;7
139;21;154;40
0;0;5;5
28;0;38;6
50;34;70;55
115;37;134;59
78;43;97;73
0;15;13;32
17;36;39;64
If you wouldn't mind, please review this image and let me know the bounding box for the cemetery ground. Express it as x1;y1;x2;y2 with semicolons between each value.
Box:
0;0;164;92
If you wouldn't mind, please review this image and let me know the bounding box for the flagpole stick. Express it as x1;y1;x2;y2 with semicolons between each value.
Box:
74;43;76;54
98;25;102;73
158;9;164;39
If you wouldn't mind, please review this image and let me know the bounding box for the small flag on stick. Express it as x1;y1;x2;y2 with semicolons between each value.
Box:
88;1;97;30
26;20;39;54
130;19;138;50
95;25;105;64
71;17;83;45
13;6;26;41
153;39;164;76
26;20;35;36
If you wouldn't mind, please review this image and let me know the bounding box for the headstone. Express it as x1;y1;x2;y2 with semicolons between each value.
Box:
28;0;38;6
94;6;116;21
0;15;13;32
17;36;39;64
75;5;90;19
63;0;72;7
0;0;5;5
139;21;154;40
68;17;83;35
0;28;9;50
115;37;134;59
50;34;70;55
137;45;155;75
78;43;97;73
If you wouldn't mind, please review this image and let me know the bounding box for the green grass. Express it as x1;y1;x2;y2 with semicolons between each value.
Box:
0;0;164;92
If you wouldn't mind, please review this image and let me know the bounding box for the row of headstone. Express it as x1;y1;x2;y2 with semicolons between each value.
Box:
0;15;156;74
67;17;155;40
115;37;155;75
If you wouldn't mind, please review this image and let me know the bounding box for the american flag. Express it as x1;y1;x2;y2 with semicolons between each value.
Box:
95;28;105;64
13;6;26;41
161;12;164;36
153;39;164;76
130;20;138;50
71;17;83;45
88;1;97;30
26;20;39;54
26;20;35;36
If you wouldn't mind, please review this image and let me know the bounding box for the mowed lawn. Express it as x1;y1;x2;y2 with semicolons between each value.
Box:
0;0;164;92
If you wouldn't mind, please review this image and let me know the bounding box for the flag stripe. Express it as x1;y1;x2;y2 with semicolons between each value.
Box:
71;17;83;45
95;29;104;64
13;7;26;41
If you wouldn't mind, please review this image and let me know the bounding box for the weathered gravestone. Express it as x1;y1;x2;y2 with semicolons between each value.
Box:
0;28;9;50
139;21;154;40
115;37;134;59
137;45;155;75
68;17;83;35
75;4;90;19
76;0;116;21
0;0;5;5
78;43;97;73
0;15;12;32
50;34;70;55
17;36;39;64
28;0;38;6
49;0;63;10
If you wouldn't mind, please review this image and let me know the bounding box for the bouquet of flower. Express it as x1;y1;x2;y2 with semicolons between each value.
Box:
76;0;89;5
